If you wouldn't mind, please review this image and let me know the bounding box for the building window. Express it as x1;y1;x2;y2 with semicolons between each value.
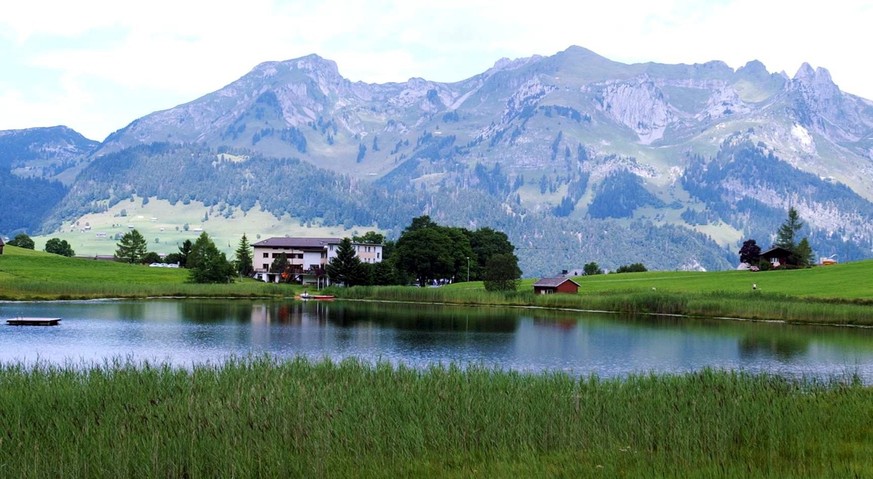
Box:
263;253;269;258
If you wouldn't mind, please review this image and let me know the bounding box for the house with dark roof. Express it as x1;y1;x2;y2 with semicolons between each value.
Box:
533;276;580;295
251;236;383;285
761;246;793;268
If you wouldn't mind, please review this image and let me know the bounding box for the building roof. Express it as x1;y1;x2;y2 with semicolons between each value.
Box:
761;246;792;257
533;276;580;288
252;237;341;249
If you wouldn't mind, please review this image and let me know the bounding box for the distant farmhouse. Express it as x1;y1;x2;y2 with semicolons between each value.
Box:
533;276;580;295
252;237;383;286
760;246;792;269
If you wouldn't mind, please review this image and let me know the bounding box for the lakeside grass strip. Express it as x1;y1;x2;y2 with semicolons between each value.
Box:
331;286;873;326
3;246;873;324
0;357;871;478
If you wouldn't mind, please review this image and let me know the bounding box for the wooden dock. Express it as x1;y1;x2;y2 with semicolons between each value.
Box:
6;317;62;326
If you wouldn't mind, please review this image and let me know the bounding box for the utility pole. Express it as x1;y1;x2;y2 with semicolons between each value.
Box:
466;256;470;282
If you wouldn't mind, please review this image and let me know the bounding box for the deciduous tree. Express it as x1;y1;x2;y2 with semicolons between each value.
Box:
738;239;762;265
188;232;234;283
483;253;521;291
44;238;75;257
8;233;34;250
583;262;603;276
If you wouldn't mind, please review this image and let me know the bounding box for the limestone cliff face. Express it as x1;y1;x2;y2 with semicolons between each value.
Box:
596;77;676;144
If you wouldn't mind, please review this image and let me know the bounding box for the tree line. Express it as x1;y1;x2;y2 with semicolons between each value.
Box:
269;216;522;291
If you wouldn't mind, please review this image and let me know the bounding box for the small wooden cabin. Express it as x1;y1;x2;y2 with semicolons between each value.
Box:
761;246;793;268
0;236;4;255
533;277;580;295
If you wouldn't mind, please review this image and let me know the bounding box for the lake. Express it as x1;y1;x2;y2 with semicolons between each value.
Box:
2;299;873;381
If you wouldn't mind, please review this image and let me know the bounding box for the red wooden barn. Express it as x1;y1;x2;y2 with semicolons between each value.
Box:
533;276;580;295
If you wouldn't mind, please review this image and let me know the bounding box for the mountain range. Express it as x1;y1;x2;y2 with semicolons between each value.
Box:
4;45;873;275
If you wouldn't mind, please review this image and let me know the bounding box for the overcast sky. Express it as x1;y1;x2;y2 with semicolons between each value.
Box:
2;0;870;141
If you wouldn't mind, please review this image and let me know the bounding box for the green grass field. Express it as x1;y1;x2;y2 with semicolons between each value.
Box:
2;244;873;324
27;196;365;257
0;245;292;300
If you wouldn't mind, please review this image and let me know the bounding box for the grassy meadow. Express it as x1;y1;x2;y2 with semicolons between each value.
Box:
0;245;292;300
3;243;873;325
28;196;362;257
0;357;870;478
335;261;873;326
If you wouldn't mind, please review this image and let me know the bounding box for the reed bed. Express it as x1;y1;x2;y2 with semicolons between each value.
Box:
0;357;870;478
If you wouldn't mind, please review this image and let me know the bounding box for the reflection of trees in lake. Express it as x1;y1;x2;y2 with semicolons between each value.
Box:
739;334;809;361
326;302;519;333
117;302;146;320
178;301;259;323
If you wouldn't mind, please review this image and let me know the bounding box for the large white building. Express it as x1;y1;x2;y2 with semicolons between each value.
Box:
251;237;383;284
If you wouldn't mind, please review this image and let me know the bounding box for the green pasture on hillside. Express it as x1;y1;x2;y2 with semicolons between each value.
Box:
568;262;873;301
0;245;290;300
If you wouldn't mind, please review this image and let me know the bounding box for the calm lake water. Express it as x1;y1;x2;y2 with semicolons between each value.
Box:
3;299;873;381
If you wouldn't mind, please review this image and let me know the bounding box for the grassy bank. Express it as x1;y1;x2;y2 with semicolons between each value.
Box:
0;357;869;478
0;246;292;300
3;245;873;325
331;284;873;326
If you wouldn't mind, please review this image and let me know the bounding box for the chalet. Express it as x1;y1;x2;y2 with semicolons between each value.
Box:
761;246;793;268
251;237;383;285
533;276;580;295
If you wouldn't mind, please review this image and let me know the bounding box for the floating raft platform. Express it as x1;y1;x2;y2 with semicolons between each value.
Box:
6;317;62;326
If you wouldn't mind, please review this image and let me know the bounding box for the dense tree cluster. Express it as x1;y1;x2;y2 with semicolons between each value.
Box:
583;262;603;276
7;233;35;249
44;238;75;257
615;263;648;273
394;216;520;288
188;232;234;283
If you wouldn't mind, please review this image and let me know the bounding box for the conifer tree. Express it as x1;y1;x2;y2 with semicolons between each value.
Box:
326;238;366;286
115;229;148;263
234;233;254;277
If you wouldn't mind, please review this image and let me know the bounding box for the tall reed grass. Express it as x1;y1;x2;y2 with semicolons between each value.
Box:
0;357;869;477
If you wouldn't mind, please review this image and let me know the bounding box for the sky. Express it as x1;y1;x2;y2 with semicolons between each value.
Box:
1;0;870;141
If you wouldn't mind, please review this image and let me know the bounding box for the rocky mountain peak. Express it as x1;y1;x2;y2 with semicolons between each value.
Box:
736;60;769;79
792;63;839;95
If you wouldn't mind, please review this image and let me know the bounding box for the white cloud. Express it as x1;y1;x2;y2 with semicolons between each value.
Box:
1;0;871;139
